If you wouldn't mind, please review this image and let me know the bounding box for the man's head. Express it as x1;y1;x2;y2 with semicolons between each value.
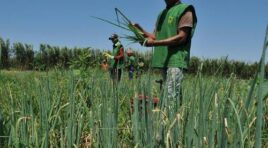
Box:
102;59;107;64
164;0;180;8
108;34;119;43
126;48;134;56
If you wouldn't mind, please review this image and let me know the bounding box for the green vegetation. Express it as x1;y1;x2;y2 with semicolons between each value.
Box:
0;65;267;147
0;24;267;148
0;36;267;79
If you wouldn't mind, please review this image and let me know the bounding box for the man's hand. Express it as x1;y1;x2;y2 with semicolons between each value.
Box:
103;52;114;59
142;38;154;47
132;23;156;40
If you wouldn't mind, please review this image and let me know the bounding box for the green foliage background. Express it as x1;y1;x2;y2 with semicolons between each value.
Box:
1;36;267;79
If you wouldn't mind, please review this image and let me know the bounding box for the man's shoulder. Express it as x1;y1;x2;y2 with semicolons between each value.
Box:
115;41;122;47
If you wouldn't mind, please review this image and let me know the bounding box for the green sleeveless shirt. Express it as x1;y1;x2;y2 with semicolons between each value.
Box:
152;3;197;69
110;41;124;69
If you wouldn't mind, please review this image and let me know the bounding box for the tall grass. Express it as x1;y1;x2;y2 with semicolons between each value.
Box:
0;67;266;147
0;26;267;147
254;25;268;148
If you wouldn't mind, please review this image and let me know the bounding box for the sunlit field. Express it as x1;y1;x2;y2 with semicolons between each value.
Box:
0;68;267;147
0;1;267;147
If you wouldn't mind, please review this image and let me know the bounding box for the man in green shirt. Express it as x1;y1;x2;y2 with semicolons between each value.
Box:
134;0;197;107
105;34;125;82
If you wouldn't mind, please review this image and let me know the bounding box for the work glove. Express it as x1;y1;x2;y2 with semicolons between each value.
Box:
103;52;114;59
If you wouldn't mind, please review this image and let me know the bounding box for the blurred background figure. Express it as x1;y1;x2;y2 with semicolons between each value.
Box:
100;58;108;71
105;33;124;82
126;48;136;79
136;57;144;78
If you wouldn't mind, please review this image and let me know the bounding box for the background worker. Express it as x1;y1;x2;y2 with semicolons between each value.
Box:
100;58;108;71
126;48;136;80
136;57;144;79
105;34;124;82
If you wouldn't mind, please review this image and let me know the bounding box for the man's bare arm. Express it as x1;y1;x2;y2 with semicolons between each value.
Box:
145;27;191;47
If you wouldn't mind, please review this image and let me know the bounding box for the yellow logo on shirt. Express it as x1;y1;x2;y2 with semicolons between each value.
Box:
168;16;174;24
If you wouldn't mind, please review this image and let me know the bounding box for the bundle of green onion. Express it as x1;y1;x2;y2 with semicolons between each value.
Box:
91;8;146;45
126;24;146;44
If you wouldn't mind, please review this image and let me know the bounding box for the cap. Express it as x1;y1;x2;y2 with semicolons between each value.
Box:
108;34;118;40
